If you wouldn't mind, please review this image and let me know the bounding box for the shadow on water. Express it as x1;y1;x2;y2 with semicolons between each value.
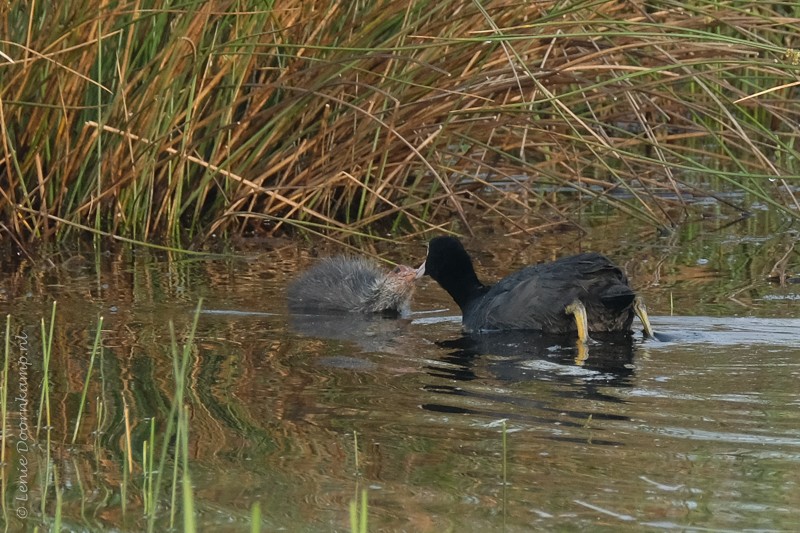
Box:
288;309;443;376
429;330;638;384
289;311;414;360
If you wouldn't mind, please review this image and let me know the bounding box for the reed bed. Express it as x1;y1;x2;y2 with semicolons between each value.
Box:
1;0;799;243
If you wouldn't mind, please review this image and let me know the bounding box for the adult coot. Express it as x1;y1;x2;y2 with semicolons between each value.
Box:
417;236;653;341
287;256;416;316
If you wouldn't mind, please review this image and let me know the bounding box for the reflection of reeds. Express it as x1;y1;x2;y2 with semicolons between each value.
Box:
1;1;798;242
0;302;227;531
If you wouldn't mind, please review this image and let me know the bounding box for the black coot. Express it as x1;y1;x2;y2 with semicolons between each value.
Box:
287;256;416;316
417;236;653;341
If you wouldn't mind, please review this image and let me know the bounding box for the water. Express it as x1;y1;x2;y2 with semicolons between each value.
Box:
0;214;798;531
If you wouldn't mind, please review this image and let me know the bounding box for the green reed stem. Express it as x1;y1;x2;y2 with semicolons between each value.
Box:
141;418;157;517
180;405;196;533
122;436;128;516
250;502;262;533
147;417;156;513
361;490;368;533
72;316;103;444
349;489;368;533
353;430;359;473
142;440;149;514
349;499;357;533
37;301;57;437
95;396;104;443
41;435;51;516
53;464;62;532
169;414;181;528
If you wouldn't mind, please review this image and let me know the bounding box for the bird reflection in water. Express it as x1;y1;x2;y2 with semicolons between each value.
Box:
421;331;641;443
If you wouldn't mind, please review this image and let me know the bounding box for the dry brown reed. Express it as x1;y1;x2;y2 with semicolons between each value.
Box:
1;0;798;244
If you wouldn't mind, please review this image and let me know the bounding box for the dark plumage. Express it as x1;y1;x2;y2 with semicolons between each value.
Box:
287;256;416;316
418;236;652;339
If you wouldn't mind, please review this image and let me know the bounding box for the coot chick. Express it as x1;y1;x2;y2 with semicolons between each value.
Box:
417;236;653;341
287;256;416;316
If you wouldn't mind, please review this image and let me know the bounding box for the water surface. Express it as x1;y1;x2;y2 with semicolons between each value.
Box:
0;213;798;531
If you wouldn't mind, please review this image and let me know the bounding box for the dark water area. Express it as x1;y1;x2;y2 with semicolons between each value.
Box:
0;210;798;531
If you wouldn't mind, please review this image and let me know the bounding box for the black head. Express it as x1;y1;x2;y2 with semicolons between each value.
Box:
419;236;485;311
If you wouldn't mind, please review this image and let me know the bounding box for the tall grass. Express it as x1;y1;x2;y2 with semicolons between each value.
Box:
1;0;798;243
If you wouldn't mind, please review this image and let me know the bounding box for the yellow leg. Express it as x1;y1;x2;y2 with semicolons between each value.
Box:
565;300;589;366
565;300;589;344
634;296;654;339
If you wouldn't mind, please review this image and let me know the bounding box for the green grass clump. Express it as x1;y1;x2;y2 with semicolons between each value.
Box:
1;0;799;243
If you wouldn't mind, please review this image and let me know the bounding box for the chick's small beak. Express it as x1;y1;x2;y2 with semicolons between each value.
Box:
415;261;426;279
